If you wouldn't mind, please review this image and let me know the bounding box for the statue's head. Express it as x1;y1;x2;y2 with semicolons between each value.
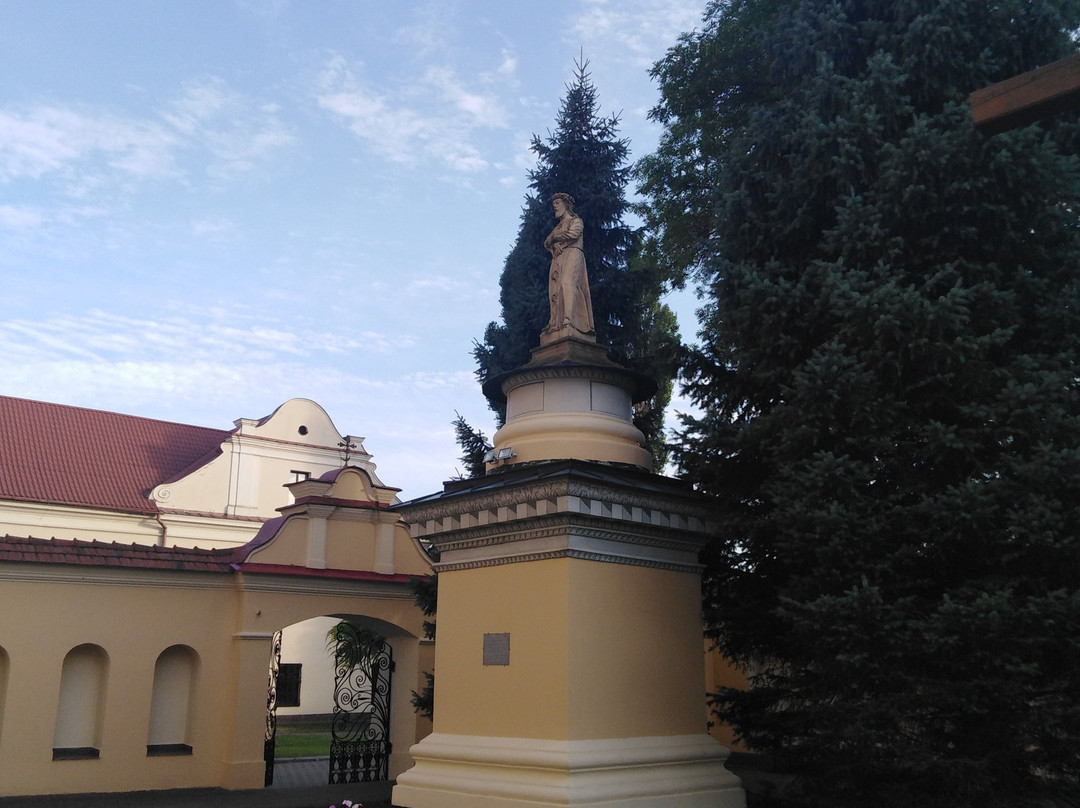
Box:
551;192;575;214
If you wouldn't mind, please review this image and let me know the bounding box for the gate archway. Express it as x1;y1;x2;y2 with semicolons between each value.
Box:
262;613;426;789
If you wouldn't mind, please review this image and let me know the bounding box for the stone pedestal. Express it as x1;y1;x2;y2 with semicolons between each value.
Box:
482;336;656;471
391;461;746;808
397;734;739;808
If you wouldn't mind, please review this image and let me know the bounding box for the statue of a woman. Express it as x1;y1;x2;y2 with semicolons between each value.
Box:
542;192;595;339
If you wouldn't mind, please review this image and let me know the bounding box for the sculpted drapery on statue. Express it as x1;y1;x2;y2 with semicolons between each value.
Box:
542;192;595;341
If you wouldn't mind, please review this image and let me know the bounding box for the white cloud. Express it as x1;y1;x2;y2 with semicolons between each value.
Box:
2;319;108;361
570;0;704;68
161;78;295;177
0;78;293;194
405;275;457;295
424;67;509;128
510;129;538;171
0;204;43;230
399;369;477;391
315;54;509;174
191;217;236;239
318;89;431;165
0;308;398;368
495;49;518;79
0;106;178;184
392;3;454;59
162;81;231;135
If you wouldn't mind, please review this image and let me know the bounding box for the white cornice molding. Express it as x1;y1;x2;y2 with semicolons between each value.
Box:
225;432;377;472
158;509;263;524
400;478;715;543
499;363;640;393
431;514;702;552
0;500;161;541
428;515;705;572
397;468;716;571
0;565;237;591
0;564;420;598
276;504;400;525
434;547;704;575
234;572;415;599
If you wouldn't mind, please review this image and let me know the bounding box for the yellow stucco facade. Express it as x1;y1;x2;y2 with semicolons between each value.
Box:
434;559;706;741
0;466;434;798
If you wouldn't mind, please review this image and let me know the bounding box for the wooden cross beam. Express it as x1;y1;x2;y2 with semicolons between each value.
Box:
970;52;1080;135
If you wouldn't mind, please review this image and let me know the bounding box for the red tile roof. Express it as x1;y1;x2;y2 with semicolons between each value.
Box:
0;535;238;572
0;395;230;515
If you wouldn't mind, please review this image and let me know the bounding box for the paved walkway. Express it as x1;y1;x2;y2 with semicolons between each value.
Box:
0;759;394;808
271;756;334;789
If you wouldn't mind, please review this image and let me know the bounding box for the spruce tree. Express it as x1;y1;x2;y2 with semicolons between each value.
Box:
450;411;490;480
640;2;1080;806
409;573;437;721
474;59;679;469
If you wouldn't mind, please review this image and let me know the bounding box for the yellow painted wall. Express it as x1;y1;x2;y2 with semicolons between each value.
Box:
432;557;711;742
241;517;307;566
433;559;571;739
242;469;430;578
0;569;428;797
325;519;378;571
0;576;237;796
237;587;424;640
567;562;706;739
0;646;8;754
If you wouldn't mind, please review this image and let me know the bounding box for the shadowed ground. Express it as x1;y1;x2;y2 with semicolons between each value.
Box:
0;758;393;808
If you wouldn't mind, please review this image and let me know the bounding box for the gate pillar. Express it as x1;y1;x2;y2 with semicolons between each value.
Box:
226;631;278;790
392;461;745;808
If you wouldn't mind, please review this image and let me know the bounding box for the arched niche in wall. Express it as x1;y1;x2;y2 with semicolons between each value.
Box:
146;645;198;756
0;645;8;752
53;644;109;760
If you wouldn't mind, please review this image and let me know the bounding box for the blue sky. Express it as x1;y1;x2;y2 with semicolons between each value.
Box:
1;0;705;500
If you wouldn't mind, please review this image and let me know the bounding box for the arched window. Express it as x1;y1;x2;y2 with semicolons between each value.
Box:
146;645;197;756
53;644;108;760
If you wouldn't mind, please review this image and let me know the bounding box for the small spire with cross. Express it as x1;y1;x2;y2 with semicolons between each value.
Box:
338;436;357;466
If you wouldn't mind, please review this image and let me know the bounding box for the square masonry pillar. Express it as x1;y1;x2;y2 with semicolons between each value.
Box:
392;460;746;808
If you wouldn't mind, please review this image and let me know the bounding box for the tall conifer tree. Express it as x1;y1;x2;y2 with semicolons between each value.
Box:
640;2;1080;805
471;59;678;469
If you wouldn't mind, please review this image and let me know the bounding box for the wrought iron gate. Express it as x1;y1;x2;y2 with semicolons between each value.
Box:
264;630;283;787
328;623;394;783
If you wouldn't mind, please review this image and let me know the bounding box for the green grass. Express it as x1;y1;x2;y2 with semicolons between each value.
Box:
274;724;332;758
